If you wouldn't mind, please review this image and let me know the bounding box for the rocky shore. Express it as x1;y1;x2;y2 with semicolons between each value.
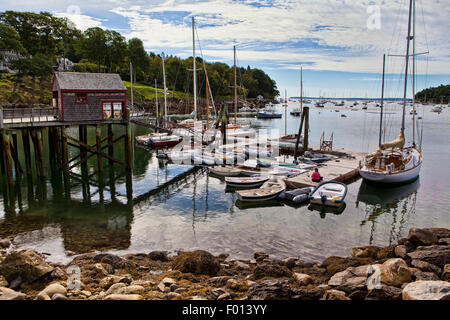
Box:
0;227;449;300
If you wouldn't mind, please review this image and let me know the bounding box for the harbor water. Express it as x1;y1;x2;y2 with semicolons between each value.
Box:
0;101;449;264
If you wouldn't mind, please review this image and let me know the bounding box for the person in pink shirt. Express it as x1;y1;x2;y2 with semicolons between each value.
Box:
311;168;323;182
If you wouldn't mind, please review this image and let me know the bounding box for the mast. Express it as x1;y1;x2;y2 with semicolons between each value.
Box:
401;0;414;135
234;45;237;125
130;62;134;114
379;54;385;147
162;53;167;123
206;71;210;129
300;66;303;114
155;79;158;126
284;89;287;136
192;17;197;121
412;0;416;146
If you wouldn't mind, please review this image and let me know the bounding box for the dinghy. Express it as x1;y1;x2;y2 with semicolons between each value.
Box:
309;181;347;207
236;178;286;202
280;187;314;203
225;176;270;188
209;166;241;177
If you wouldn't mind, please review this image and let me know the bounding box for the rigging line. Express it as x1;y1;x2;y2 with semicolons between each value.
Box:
194;23;217;118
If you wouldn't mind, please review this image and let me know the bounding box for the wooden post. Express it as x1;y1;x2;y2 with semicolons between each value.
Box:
31;129;46;177
61;127;70;197
96;125;103;173
21;129;32;179
55;127;62;169
303;107;309;155
107;124;114;166
124;122;132;171
11;132;23;176
2;132;14;186
294;109;306;160
79;125;88;177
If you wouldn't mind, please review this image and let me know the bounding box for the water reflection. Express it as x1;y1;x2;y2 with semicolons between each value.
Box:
356;179;420;244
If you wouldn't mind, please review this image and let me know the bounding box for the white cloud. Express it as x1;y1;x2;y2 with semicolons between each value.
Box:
108;0;449;74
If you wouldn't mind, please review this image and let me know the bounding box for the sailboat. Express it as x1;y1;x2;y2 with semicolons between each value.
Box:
360;0;423;185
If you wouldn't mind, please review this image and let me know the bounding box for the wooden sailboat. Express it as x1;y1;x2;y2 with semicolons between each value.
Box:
360;0;423;185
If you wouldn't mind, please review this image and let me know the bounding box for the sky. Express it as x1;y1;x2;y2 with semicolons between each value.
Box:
2;0;449;98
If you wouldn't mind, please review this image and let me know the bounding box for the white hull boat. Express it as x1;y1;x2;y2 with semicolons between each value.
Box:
309;181;347;207
225;176;270;188
236;178;286;202
209;166;241;177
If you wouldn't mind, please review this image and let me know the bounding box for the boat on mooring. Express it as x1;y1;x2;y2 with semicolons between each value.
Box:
257;108;282;119
236;178;286;202
225;176;270;188
309;181;348;207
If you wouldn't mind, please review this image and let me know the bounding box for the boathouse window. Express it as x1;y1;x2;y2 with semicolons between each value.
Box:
102;101;123;119
75;93;88;104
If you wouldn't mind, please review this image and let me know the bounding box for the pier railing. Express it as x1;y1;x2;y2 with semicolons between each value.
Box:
0;108;58;126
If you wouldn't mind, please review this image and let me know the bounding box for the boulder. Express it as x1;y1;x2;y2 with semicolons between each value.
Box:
407;228;438;246
411;259;442;274
41;282;67;297
0;250;54;283
148;251;169;262
172;250;220;276
350;246;381;259
442;264;450;281
254;252;269;262
402;280;450;300
0;287;26;300
93;253;128;269
407;245;450;267
320;256;374;276
162;277;176;286
438;238;450;246
105;283;127;295
365;285;402;300
253;263;293;280
35;291;51;300
377;245;396;260
168;292;182;300
323;289;351;300
52;293;68;300
0;275;8;287
209;276;233;286
94;263;109;277
234;261;251;270
290;287;325;300
247;279;290;300
422;228;450;239
394;245;409;259
293;273;314;286
328;265;370;293
226;279;250;292
413;272;440;281
378;258;411;287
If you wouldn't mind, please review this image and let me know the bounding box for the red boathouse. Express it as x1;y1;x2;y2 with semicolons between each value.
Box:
52;72;127;122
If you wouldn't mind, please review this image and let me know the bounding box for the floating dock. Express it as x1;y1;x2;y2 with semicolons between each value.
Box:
283;147;367;189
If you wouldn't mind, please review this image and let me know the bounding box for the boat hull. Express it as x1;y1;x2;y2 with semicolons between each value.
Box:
257;112;282;119
360;160;422;185
237;189;285;202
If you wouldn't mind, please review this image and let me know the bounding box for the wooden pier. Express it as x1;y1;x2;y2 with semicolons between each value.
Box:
284;147;366;189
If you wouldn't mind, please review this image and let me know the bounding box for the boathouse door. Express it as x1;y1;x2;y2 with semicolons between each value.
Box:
102;101;124;120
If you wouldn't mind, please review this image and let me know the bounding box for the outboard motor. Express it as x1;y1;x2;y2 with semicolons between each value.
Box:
321;195;327;204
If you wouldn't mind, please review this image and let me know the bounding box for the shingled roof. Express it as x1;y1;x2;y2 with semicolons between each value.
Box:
53;72;127;91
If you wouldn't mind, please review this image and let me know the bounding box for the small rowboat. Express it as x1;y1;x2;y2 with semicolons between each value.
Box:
309;181;347;207
209;166;241;177
225;176;269;188
236;178;286;202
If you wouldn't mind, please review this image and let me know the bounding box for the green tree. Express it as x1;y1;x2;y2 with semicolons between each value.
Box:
79;27;108;72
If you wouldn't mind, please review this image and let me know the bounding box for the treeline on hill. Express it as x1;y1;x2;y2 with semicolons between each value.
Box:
0;11;279;102
415;85;449;104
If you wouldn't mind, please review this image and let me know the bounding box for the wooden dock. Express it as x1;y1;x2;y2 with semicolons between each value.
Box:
284;147;366;189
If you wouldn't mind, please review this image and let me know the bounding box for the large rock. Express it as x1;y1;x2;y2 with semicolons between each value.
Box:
0;275;8;287
365;285;402;300
350;246;381;259
253;263;293;280
377;246;396;260
0;287;26;300
148;251;169;262
0;250;54;283
320;256;374;276
407;228;439;246
378;258;411;287
442;265;450;281
411;259;442;274
407;245;450;268
293;273;313;286
172;250;220;276
323;289;351;300
41;282;67;297
0;239;10;249
402;280;450;300
247;279;290;300
290;287;325;300
422;228;450;239
104;294;143;300
328;265;369;293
